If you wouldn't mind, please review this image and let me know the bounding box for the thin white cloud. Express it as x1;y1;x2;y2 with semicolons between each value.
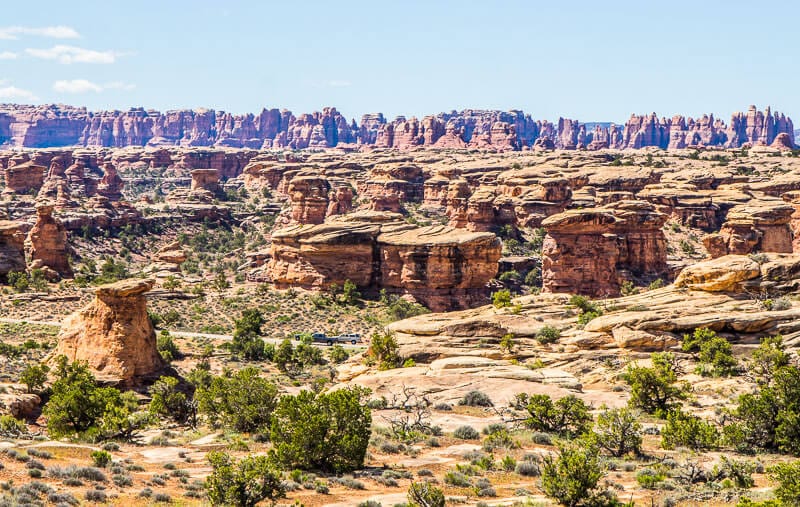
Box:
0;84;38;101
26;45;122;64
52;79;135;94
328;80;352;88
0;51;17;60
53;79;102;93
0;26;80;40
105;81;136;91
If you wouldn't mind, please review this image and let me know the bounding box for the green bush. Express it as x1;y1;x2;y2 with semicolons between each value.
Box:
91;450;112;468
43;357;130;439
205;451;284;507
592;407;642;457
366;331;402;370
661;410;718;451
407;481;445;507
682;327;738;376
622;352;688;417
149;376;194;425
541;441;622;506
536;325;561;344
196;367;278;433
156;331;180;363
231;309;267;360
516;393;592;437
270;387;371;473
329;344;349;364
768;461;800;505
723;363;800;455
492;289;512;308
19;363;49;394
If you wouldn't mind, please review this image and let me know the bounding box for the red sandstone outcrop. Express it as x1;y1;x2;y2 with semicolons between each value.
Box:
97;160;124;200
0;221;26;277
288;175;331;225
190;168;220;193
703;201;794;258
541;201;668;297
54;278;165;384
25;203;72;280
2;161;45;194
268;211;501;311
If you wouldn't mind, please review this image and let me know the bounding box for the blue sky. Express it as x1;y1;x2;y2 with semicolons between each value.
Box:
0;0;797;124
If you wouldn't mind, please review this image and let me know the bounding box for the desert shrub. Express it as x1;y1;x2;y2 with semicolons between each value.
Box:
407;481;445;507
444;471;472;487
569;296;603;327
19;363;49;394
536;325;561;344
156;330;180;363
0;415;27;437
516;459;540;477
516;393;592;437
768;461;800;505
622;352;688;417
591;407;642;457
682;327;738;376
453;425;479;440
381;290;430;321
713;457;755;489
149;376;194;425
482;428;517;451
329;344;349;364
91;451;112;468
205;451;285;507
230;309;267;360
636;467;667;489
339;279;361;305
724;363;800;455
85;490;107;502
196;367;278;433
43;357;135;440
459;390;493;407
112;473;133;487
661;410;718;451
366;331;402;370
748;335;790;386
492;289;512;308
541;441;621;507
270;387;371;473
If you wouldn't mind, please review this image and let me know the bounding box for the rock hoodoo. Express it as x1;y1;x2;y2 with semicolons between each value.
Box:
24;203;72;280
541;201;668;297
54;278;165;384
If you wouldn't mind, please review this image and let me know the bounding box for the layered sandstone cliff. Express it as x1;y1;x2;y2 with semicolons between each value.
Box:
268;211;501;311
541;201;668;297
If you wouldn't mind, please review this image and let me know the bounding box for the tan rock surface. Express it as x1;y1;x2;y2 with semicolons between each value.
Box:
53;278;165;384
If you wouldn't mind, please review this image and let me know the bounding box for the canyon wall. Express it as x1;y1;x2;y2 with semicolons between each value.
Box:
0;104;793;151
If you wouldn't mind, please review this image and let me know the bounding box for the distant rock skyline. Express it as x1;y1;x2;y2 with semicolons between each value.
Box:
0;103;794;151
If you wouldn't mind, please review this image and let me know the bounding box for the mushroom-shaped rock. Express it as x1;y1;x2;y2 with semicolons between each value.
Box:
53;278;165;384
